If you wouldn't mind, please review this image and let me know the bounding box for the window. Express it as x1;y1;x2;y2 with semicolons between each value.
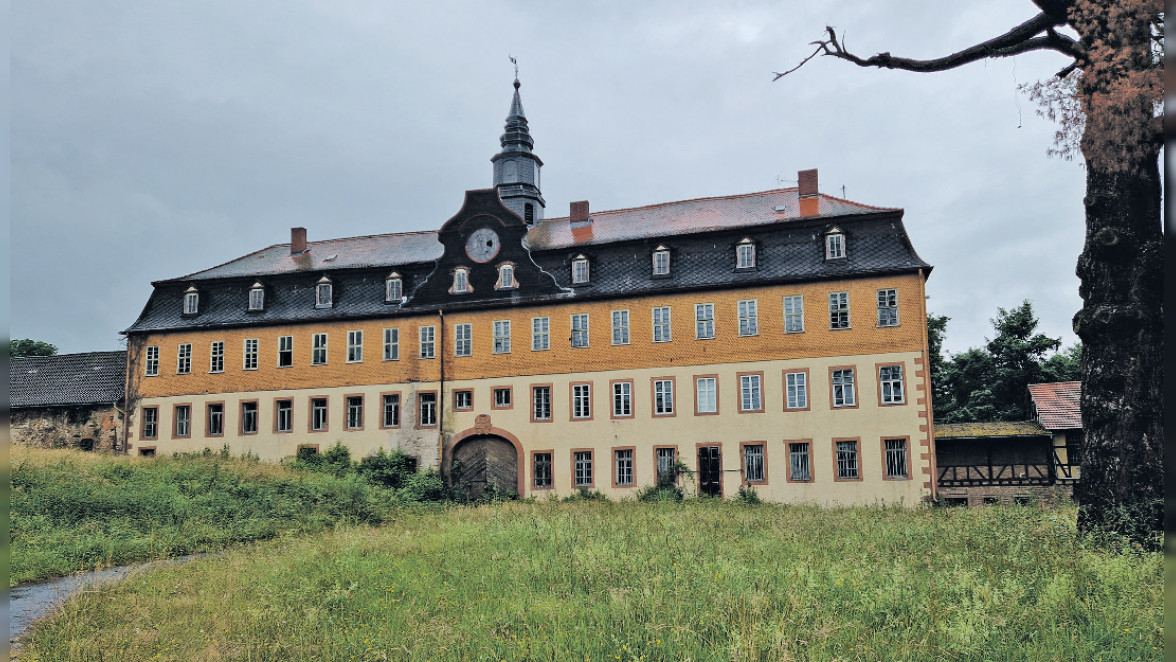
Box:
209;341;225;373
783;295;804;333
533;452;553;488
740;374;763;412
312;333;328;365
451;267;470;294
652;307;672;343
383;328;400;361
652;246;670;276
454;390;473;410
532;385;552;421
176;343;192;375
311;398;328;431
571;314;589;348
183;287;199;315
653;379;674;416
832;368;857;407
785;371;808;410
612;381;632;418
788;442;811;481
879;365;905;404
497;264;516;289
695;376;717;414
346;396;364;429
736;239;755;269
611;310;630;345
836;440;860;480
829;292;850;329
695;303;715;339
144;346;159;376
656;448;677;484
418;392;437;427
826;231;845;259
315;277;333;308
493;320;511;354
207;403;224;436
278;336;293;367
346;331;363;363
614;449;634;486
524;203;535;224
571;255;589;284
877;289;899;327
493;388;512;409
743;444;765;483
885;439;909;479
419;326;436;359
532;317;550;351
275;400;293;433
385;273;403;303
454;323;472;357
241;401;258;435
141;407;158;439
243;339;259;370
574;450;593;487
248;283;265;311
174;405;191;437
738;300;758;337
382;394;400;428
572;383;592;419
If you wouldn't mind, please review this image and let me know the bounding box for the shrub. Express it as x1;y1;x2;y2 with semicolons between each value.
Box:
637;484;684;502
397;469;449;502
357;449;417;489
563;487;609;502
735;486;762;505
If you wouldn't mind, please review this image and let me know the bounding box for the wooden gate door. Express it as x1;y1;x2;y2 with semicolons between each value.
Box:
697;445;722;497
451;435;518;498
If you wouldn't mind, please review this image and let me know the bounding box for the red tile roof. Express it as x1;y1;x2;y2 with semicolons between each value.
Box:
1028;381;1082;430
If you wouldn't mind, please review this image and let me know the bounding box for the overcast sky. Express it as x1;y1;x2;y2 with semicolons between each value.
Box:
11;0;1096;357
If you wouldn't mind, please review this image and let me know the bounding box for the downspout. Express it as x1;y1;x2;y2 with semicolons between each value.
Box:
438;310;445;474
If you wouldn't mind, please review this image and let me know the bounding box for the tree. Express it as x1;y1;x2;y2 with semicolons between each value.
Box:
10;339;58;357
778;2;1162;545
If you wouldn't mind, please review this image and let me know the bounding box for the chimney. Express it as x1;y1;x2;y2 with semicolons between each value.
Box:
798;169;818;198
570;200;590;224
291;227;307;255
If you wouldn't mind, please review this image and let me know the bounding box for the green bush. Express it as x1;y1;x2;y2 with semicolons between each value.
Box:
397;469;448;502
357;449;417;489
637;484;684;502
563;487;609;502
734;485;762;504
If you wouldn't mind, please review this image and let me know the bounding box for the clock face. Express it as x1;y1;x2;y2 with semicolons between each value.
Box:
465;227;501;263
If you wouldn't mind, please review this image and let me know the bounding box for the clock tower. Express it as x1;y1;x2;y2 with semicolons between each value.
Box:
491;76;545;226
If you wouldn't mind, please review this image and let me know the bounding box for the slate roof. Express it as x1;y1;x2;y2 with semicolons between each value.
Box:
935;421;1050;439
1028;381;1082;430
10;351;127;408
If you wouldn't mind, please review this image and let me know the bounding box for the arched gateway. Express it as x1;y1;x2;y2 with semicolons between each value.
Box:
444;417;523;498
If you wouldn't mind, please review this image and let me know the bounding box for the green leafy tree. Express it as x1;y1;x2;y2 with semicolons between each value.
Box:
10;339;58;357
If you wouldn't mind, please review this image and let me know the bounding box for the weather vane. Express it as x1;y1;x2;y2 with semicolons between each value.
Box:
509;55;518;80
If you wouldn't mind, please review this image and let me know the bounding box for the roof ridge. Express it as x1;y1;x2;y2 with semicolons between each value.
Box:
12;350;125;361
542;188;800;221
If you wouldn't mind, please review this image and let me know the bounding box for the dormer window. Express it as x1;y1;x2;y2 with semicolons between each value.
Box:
571;255;590;284
248;282;265;311
450;267;471;294
652;246;670;276
183;287;199;315
825;229;846;260
496;263;517;290
315;276;333;308
736;238;756;269
385;272;403;303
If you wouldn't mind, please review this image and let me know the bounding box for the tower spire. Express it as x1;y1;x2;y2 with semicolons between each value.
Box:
492;57;545;225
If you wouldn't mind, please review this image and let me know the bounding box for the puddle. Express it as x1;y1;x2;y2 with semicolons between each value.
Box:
10;555;203;645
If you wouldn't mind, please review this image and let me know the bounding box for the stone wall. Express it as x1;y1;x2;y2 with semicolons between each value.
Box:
11;406;122;452
937;483;1075;507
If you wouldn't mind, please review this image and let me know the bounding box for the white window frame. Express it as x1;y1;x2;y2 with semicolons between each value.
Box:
785;371;807;409
836;440;859;479
383;328;399;361
311;398;328;431
789;442;811;481
615;449;634;486
454;323;472;357
209;341;224;373
451;267;470;294
176;343;192;375
175;405;191;437
493;320;512;354
652;306;672;343
571;314;589;348
532;385;552;421
654;379;674;415
736;239;755;269
532;317;550;351
382;394;400;427
738;299;759;337
652;247;670;276
571;256;590;284
695;377;717;414
826;232;845;259
385;273;403;303
611;310;630;346
276;400;293;433
695;303;715;340
248;284;265;311
419;326;436;359
885;439;909;479
454;390;473;411
533;452;553;488
783;295;804;333
241;401;258;435
418;392;437;426
497;264;516;289
243;338;259;371
312;333;328;365
740;374;762;412
743;444;765;482
829;292;850;329
144;346;160;376
880;365;905;404
183;288;199;315
207;403;224;436
572;384;592;419
346;330;363;363
315;278;333;308
278;336;293;367
346;396;364;429
832;368;857;407
574;450;593;486
612;382;632;418
877;288;899;327
142;407;158;439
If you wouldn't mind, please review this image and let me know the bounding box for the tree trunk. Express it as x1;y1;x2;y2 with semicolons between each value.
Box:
1072;148;1163;546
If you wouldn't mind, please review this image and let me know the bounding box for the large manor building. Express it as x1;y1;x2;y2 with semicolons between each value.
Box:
123;78;937;504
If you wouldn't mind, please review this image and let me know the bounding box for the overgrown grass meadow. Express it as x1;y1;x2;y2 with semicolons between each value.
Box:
20;486;1162;660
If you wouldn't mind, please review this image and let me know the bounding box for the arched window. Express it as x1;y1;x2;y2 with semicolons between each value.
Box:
736;238;756;269
385;272;403;303
248;282;265;311
451;267;471;294
183;286;199;315
571;255;590;284
652;245;671;276
315;276;333;308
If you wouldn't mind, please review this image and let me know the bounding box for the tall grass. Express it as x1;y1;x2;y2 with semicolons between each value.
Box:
22;499;1162;661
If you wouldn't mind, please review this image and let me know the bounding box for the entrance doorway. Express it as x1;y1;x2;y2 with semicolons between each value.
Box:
451;435;519;499
697;445;722;497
